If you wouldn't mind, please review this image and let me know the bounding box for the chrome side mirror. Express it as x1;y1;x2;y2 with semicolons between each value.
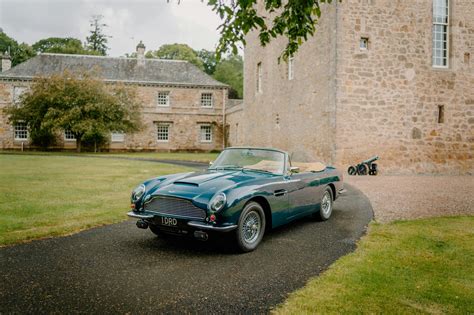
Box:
289;166;300;174
209;161;213;166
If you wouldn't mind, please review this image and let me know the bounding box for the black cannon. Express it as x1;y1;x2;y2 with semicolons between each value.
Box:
348;156;379;176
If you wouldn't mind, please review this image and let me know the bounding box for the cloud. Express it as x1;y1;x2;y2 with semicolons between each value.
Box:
0;0;221;56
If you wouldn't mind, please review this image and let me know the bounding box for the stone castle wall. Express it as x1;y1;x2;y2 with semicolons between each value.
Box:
0;80;226;152
241;3;337;164
334;0;473;174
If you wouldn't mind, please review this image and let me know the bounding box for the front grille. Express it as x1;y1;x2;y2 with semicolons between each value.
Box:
144;197;206;220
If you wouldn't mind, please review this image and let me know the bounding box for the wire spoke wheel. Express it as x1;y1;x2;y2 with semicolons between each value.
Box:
237;202;266;252
241;211;261;244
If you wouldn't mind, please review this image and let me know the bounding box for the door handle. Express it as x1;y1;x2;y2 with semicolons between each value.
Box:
273;189;288;197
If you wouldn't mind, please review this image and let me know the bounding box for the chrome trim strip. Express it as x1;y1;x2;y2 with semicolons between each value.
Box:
127;211;154;219
187;221;237;232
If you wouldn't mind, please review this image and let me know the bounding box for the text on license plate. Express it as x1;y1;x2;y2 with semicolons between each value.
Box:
161;216;178;226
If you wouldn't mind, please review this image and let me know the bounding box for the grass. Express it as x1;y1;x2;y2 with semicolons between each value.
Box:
0;154;192;246
275;216;474;314
0;151;219;163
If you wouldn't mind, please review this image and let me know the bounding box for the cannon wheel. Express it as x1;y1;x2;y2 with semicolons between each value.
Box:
348;166;357;175
357;164;368;175
369;169;378;176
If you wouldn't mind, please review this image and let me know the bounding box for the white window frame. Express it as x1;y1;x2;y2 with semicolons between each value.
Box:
156;123;170;142
14;122;28;141
200;124;212;143
256;62;262;93
111;132;125;142
157;91;170;107
200;93;213;108
432;0;449;68
64;130;76;141
288;57;294;80
13;86;27;104
360;37;369;50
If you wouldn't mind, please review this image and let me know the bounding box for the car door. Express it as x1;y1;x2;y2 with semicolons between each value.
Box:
287;170;323;220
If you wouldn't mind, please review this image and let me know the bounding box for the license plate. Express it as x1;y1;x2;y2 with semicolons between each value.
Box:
160;216;178;227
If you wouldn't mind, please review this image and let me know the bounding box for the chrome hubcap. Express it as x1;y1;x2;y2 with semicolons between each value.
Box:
242;210;261;244
321;192;332;216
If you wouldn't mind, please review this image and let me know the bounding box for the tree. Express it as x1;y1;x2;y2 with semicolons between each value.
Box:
207;0;333;60
86;15;109;55
32;37;99;55
5;71;142;152
147;43;204;70
0;31;36;66
213;55;243;99
196;49;218;75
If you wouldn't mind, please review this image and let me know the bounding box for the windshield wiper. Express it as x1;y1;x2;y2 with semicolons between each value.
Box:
210;165;243;171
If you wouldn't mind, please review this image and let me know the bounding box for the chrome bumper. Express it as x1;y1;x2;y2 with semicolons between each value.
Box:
127;211;237;232
187;221;237;232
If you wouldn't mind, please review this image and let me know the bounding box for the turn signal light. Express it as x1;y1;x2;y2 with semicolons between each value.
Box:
130;203;135;209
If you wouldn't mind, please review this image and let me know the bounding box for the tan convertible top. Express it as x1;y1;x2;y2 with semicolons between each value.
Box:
292;162;327;173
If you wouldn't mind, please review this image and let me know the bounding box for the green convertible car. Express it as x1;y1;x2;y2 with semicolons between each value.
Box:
128;147;344;252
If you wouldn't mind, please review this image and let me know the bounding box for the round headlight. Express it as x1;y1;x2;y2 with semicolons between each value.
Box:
131;184;146;202
209;193;226;212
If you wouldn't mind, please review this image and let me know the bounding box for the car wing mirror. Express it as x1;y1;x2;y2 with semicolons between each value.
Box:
289;166;300;174
209;161;213;166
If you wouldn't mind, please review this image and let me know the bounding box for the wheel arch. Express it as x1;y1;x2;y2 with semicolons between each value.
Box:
327;183;336;201
247;196;272;231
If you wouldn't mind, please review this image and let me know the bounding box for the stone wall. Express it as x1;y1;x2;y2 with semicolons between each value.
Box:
225;100;244;147
334;0;473;174
242;3;337;163
0;80;226;152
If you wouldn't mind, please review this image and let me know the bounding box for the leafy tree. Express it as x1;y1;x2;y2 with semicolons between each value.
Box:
32;37;99;55
0;31;36;66
213;55;243;99
147;43;204;70
86;15;109;55
5;71;142;152
207;0;333;60
196;49;218;75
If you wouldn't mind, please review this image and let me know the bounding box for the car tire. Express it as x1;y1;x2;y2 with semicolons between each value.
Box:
314;187;333;221
236;201;266;252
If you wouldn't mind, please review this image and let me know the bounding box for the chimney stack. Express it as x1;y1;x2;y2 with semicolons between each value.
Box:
136;41;145;59
1;51;12;72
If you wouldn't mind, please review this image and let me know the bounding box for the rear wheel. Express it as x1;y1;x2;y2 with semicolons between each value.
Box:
314;187;333;221
348;166;357;175
236;202;266;252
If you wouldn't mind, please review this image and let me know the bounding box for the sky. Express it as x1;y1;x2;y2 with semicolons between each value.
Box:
0;0;223;56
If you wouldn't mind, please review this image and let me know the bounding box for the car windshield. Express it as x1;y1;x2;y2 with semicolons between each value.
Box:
210;148;286;175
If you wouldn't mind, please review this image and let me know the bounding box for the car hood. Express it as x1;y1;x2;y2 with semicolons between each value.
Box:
146;170;273;207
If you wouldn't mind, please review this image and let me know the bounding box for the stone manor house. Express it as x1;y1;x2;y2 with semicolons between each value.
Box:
0;42;228;152
226;0;473;174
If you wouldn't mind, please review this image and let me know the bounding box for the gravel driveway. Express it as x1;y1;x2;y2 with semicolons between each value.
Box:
346;175;474;223
0;185;372;314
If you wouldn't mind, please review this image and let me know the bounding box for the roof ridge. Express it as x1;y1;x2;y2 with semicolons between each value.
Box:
40;53;189;63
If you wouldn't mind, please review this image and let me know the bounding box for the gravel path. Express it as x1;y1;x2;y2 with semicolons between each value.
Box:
346;175;474;223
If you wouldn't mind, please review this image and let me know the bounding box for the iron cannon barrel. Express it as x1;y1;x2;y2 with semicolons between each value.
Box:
362;156;379;164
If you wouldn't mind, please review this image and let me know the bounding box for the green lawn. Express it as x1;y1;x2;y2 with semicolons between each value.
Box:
276;216;474;314
0;151;219;163
0;154;192;246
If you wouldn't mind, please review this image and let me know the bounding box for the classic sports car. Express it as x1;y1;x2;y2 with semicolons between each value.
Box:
128;147;344;252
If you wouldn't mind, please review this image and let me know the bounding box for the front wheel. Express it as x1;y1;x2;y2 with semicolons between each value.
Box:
314;187;333;221
236;202;266;252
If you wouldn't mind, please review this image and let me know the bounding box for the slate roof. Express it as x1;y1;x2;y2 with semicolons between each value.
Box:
0;53;227;88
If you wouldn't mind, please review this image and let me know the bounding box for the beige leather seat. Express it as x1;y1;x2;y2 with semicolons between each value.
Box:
292;162;326;173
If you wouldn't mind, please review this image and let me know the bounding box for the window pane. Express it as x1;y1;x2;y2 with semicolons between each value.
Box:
64;130;76;140
157;92;170;106
111;132;125;142
200;125;212;142
157;124;169;142
201;93;213;107
14;122;28;140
